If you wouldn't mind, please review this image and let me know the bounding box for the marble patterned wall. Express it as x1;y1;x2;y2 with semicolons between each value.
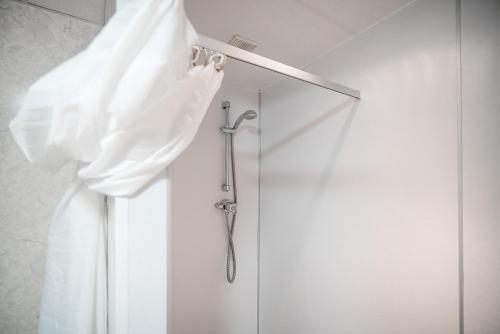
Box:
27;0;107;24
0;1;100;332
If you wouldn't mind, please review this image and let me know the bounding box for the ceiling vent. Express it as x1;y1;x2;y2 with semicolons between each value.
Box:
228;34;258;52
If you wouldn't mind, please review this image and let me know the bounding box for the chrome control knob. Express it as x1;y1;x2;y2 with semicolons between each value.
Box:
215;199;237;213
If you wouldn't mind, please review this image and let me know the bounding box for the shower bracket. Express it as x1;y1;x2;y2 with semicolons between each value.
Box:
220;127;237;134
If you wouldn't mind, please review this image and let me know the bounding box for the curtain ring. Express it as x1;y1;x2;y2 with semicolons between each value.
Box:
191;46;201;65
203;48;211;66
208;53;226;71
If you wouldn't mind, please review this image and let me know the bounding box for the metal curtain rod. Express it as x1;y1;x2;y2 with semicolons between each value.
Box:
198;35;361;99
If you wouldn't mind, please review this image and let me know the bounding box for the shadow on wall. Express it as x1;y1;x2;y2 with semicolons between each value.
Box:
259;96;359;331
304;100;358;220
260;98;358;159
266;95;360;226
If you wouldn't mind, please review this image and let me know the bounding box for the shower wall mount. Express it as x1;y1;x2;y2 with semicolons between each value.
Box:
214;101;257;283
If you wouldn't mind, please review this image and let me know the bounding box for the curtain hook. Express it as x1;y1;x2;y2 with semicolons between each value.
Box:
203;48;211;66
191;46;201;65
208;53;226;71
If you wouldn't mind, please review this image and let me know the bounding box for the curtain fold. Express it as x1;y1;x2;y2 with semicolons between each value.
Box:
9;0;224;332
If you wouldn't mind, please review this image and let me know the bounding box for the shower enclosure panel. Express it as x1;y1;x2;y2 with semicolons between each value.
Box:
259;0;460;333
170;85;260;334
107;173;171;334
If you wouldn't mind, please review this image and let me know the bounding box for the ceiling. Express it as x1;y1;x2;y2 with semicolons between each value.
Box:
185;0;413;92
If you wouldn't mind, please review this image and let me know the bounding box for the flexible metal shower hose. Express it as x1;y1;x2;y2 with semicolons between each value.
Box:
226;133;237;283
225;212;236;283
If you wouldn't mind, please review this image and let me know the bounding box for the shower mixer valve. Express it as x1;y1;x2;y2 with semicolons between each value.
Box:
215;199;237;214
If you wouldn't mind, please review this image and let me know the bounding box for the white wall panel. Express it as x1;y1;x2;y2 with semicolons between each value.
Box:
462;1;500;333
170;85;260;334
260;1;460;333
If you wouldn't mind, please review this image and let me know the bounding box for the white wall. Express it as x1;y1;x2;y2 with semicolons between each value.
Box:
462;0;500;333
0;1;100;333
260;1;460;333
170;85;260;334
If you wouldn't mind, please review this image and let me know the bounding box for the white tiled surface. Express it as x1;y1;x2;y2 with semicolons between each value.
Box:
0;1;100;332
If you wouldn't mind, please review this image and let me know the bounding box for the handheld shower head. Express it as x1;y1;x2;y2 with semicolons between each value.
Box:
220;109;258;134
232;110;257;130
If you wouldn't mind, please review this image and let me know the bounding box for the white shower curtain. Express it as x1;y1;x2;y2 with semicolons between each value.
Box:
9;0;224;332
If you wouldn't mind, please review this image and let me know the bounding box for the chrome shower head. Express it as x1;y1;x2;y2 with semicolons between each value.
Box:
232;110;257;130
